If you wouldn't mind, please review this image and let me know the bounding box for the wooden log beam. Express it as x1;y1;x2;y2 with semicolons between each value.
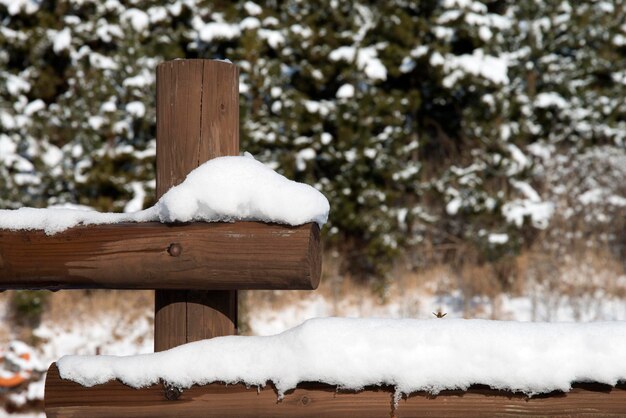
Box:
0;222;320;290
44;363;626;417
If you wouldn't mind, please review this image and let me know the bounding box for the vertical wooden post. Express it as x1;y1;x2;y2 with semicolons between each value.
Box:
154;59;239;351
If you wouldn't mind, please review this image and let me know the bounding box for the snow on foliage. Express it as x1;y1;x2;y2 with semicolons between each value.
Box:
57;318;626;397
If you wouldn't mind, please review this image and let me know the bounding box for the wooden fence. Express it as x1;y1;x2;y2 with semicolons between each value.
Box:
0;59;625;417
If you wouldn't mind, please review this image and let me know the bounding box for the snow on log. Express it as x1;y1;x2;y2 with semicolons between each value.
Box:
45;318;626;417
0;154;330;235
56;318;626;395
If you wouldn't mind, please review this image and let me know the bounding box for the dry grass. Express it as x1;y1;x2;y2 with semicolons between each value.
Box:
242;245;626;326
42;290;153;325
0;290;153;345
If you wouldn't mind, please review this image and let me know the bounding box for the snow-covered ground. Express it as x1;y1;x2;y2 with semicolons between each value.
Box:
0;293;153;416
249;288;626;336
1;269;626;415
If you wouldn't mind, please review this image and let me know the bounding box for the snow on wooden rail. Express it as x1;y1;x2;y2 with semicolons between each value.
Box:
44;318;626;416
0;221;320;290
53;318;626;395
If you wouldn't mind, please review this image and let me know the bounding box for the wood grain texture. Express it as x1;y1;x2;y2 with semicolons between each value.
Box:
44;363;626;417
155;59;240;350
155;59;239;198
153;290;187;353
153;290;239;351
0;222;320;290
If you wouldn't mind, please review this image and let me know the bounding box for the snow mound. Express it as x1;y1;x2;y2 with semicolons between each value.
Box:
155;153;329;226
57;318;626;397
0;153;329;234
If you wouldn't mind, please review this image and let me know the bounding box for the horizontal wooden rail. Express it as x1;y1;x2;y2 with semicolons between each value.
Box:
44;364;626;417
0;222;320;290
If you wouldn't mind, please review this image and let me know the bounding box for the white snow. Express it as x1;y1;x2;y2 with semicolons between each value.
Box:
446;196;462;215
258;29;285;49
34;314;153;361
125;101;146;118
123;71;153;88
578;188;604;206
198;22;241;43
23;99;45;116
0;207;146;235
507;144;529;175
123;182;146;213
56;317;626;397
156;153;328;225
511;180;541;202
478;26;493;41
95;22;124;43
430;52;446;66
336;83;355;99
400;45;428;72
243;1;262;16
399;57;416;73
320;132;333;145
502;180;554;229
100;100;117;113
42;144;63;167
122;9;150;33
240;17;261;30
0;0;40;15
88;115;105;130
148;6;168;24
0;153;329;234
488;233;509;244
303;100;334;116
329;46;387;81
502;200;554;229
436;49;509;87
6;74;31;96
608;195;626;207
535;92;568;109
89;53;118;71
0;134;33;171
295;148;316;171
53;28;72;54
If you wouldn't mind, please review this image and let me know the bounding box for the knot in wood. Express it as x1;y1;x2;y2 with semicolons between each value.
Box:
167;243;182;257
164;384;182;401
300;395;310;406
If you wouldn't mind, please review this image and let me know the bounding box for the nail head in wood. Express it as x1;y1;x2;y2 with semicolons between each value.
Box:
164;384;182;401
167;243;182;257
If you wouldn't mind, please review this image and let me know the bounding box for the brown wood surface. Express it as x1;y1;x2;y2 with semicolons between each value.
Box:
0;222;320;290
155;60;239;198
155;59;240;350
44;363;626;417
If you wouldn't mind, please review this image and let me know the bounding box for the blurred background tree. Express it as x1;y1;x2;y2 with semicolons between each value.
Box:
1;0;625;291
